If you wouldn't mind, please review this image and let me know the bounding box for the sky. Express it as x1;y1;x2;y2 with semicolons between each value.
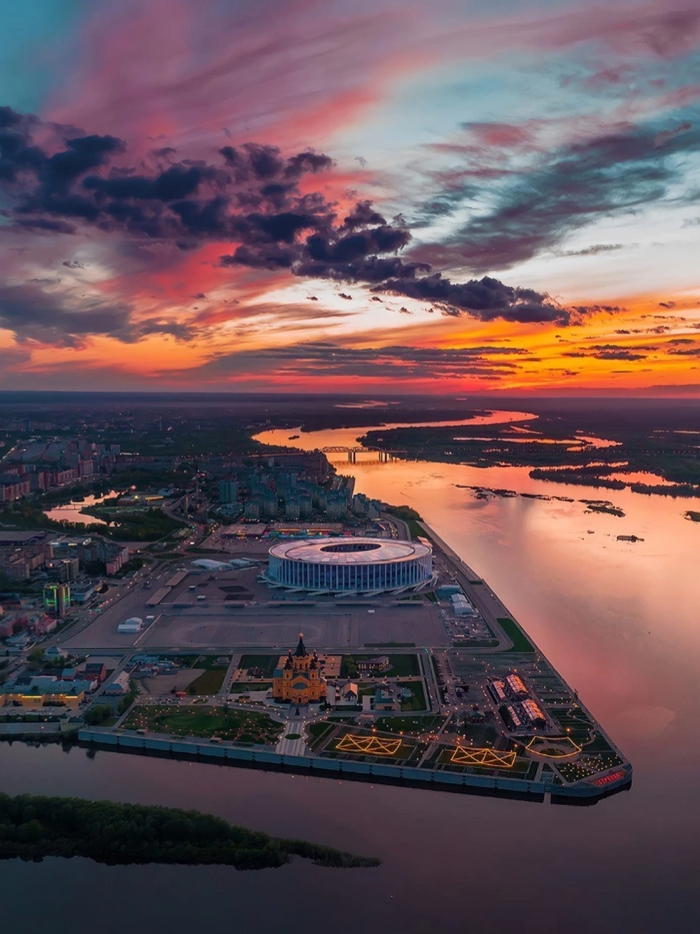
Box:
1;0;699;395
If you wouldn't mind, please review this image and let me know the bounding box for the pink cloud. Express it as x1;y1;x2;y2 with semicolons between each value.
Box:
45;0;426;157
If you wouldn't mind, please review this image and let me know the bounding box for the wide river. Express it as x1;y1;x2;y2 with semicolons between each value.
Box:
2;411;700;933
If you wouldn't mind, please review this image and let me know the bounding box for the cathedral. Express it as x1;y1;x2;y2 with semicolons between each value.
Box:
273;633;326;704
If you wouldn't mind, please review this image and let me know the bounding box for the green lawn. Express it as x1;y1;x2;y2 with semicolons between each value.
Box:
188;669;226;694
456;723;501;746
308;721;333;738
374;715;445;735
398;680;427;711
307;721;336;749
194;655;232;670
239;655;278;677
121;705;282;744
229;682;272;694
497;617;536;653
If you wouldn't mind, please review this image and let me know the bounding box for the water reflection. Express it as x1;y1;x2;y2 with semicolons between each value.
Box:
43;490;118;526
256;416;700;765
255;410;536;453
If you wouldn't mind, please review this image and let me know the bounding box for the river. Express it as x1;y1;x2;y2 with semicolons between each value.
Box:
42;490;120;526
2;413;700;933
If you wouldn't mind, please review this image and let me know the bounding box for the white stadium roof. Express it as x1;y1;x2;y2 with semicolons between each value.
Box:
268;537;431;565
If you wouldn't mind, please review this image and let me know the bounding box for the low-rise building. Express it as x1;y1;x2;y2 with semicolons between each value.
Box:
326;681;360;707
0;674;96;708
70;579;101;604
84;662;107;682
103;671;131;695
373;682;400;711
356;656;391;675
32;616;57;637
505;673;529;699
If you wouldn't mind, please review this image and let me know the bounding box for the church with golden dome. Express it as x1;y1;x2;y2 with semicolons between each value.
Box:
273;633;326;704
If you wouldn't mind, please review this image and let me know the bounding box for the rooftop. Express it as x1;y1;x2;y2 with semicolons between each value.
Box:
269;537;431;565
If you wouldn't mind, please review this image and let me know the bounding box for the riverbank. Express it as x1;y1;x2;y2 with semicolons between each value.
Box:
76;727;631;802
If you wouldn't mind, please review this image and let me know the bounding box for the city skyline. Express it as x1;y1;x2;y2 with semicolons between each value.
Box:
1;0;700;393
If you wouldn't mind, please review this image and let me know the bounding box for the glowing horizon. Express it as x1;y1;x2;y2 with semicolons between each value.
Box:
1;0;699;394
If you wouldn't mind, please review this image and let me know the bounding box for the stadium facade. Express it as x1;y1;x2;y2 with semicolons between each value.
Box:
265;537;432;594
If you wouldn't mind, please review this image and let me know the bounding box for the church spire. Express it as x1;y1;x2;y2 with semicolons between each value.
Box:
294;632;308;657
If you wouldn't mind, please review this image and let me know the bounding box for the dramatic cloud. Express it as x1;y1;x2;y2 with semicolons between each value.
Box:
0;105;572;326
0;283;193;347
376;275;568;323
414;117;700;272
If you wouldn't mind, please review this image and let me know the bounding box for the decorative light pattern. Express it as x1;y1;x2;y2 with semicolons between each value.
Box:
526;736;582;758
336;734;402;755
450;746;516;768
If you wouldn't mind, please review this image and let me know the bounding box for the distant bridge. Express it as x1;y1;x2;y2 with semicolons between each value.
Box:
320;446;407;463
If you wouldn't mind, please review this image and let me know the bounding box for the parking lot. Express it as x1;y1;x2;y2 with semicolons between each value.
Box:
58;559;450;652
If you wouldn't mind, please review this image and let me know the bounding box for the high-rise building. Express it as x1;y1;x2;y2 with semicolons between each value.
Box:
263;492;279;517
43;582;71;618
244;501;260;521
285;494;301;520
218;479;239;503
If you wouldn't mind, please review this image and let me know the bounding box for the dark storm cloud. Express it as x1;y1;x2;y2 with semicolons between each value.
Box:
414;117;700;272
220;243;295;269
0;283;130;346
12;218;77;234
0;283;193;347
194;341;525;381
83;164;217;201
376;275;568;323
0;106;592;328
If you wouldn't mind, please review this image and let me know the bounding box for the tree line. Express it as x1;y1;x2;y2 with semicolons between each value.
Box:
0;793;380;870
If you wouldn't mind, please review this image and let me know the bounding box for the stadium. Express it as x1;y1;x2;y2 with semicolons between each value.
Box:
265;537;433;594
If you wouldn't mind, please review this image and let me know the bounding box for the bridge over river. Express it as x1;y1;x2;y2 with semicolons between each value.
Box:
320;446;407;463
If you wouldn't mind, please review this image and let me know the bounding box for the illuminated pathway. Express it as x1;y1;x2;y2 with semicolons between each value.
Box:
276;714;309;757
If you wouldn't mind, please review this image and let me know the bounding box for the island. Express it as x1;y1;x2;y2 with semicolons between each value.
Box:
0;793;380;870
357;401;700;498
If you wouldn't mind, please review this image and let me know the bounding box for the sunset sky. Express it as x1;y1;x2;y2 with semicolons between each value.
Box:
1;0;699;393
